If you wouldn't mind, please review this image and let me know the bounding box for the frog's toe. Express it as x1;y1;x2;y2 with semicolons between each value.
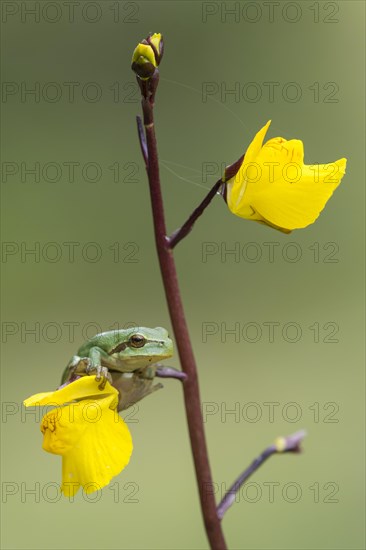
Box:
97;367;112;390
91;363;102;380
85;359;97;376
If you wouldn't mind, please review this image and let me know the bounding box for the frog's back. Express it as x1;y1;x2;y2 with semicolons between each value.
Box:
77;331;120;356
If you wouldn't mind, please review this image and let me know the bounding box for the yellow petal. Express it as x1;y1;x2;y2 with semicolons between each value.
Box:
60;404;133;497
40;397;133;496
40;396;115;454
242;120;272;166
228;120;271;214
258;137;304;166
24;391;56;407
41;404;88;455
149;33;162;53
131;42;157;67
252;158;347;230
24;376;118;408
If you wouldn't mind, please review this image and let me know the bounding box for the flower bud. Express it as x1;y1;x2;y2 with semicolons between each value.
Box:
131;42;157;79
131;33;163;80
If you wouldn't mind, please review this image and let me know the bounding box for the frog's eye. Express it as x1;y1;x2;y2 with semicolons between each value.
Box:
129;333;146;348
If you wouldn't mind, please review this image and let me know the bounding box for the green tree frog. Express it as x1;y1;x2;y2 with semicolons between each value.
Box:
61;327;174;411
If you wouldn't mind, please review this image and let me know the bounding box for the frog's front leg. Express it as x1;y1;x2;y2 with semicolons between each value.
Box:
63;348;112;389
61;355;89;385
83;347;114;388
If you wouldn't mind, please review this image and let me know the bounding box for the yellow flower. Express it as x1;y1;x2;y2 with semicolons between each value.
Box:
225;120;347;232
24;376;133;497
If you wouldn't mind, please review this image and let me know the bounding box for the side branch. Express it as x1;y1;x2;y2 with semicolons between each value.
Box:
217;430;306;520
155;365;187;381
168;178;224;249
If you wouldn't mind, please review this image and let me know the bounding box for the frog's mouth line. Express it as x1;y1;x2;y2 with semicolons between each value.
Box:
108;339;168;355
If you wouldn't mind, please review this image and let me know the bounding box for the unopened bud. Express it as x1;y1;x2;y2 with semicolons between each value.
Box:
131;33;164;80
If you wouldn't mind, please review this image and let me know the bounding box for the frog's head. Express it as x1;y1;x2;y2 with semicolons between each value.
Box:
108;326;173;368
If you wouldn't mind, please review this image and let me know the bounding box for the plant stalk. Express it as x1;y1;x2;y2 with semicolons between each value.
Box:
140;96;227;550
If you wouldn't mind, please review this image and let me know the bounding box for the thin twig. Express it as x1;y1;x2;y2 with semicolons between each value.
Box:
217;430;307;520
168;178;223;248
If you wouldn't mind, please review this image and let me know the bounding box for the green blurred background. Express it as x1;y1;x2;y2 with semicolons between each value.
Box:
1;1;365;548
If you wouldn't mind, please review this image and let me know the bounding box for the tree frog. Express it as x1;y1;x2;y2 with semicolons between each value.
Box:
61;327;174;411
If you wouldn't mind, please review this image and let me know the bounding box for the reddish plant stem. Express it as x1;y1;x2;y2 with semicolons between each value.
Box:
168;178;224;249
140;96;227;550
